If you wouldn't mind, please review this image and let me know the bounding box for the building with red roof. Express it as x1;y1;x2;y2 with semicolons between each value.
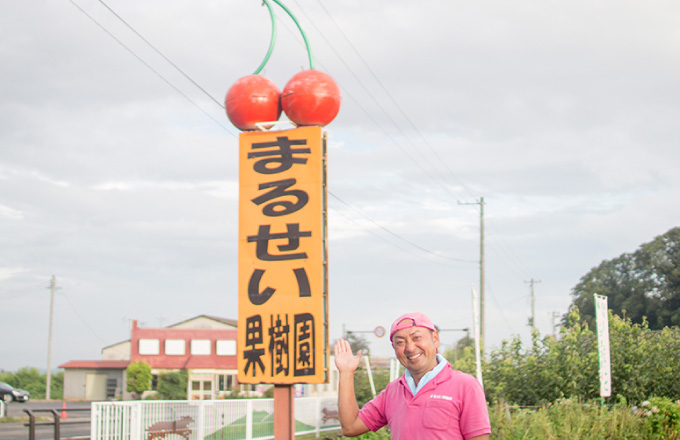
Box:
59;315;251;400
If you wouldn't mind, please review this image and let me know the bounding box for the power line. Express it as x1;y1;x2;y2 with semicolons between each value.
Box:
93;0;224;110
330;191;477;264
67;0;538;290
65;0;237;138
296;2;537;285
0;283;46;301
60;291;106;343
78;0;480;270
311;0;477;201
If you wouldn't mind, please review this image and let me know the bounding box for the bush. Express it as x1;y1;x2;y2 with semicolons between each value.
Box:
635;397;680;439
156;370;187;400
0;367;63;399
481;307;680;407
489;398;644;440
126;361;152;398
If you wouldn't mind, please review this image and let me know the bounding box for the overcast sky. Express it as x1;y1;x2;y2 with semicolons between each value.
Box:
2;0;680;372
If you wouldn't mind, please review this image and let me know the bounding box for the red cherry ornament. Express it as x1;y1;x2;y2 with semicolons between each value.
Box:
225;75;282;131
281;70;341;127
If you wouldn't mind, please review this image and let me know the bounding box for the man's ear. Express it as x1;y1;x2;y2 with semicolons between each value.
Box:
433;330;440;348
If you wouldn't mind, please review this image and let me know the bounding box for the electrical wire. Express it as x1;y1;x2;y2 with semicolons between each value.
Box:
67;0;237;137
0;283;46;301
289;1;537;281
330;191;477;264
296;0;473;201
87;0;476;268
70;0;537;292
60;292;106;343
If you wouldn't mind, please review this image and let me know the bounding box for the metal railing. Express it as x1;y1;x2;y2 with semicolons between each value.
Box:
92;396;340;440
24;407;90;440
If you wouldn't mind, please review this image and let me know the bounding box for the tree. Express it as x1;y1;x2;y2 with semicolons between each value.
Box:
343;332;371;356
0;367;63;399
443;334;475;365
570;227;680;330
126;361;152;398
157;370;188;400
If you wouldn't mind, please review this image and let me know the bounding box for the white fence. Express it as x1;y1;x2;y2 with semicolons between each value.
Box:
91;396;340;440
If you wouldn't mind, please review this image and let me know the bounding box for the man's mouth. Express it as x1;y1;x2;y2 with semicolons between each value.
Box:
408;353;422;361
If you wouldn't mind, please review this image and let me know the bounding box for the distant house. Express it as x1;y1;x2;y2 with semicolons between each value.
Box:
60;315;252;400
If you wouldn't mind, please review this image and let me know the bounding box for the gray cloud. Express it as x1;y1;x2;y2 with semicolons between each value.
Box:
2;0;679;369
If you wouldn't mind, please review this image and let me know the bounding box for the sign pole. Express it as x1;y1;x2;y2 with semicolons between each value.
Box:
594;293;611;406
274;384;295;439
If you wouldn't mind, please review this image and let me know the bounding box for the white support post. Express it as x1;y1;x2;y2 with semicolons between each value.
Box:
364;356;376;398
197;400;206;439
131;401;142;440
246;400;253;440
315;397;321;436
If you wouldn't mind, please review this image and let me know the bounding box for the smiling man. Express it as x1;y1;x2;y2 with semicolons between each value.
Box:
334;312;491;439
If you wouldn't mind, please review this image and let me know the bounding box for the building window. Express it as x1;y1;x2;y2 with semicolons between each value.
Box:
106;378;118;399
190;339;211;355
165;339;186;355
217;374;235;391
139;339;160;355
216;340;237;356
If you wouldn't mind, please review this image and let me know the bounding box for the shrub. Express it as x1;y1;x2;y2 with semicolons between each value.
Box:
635;397;680;439
126;361;152;398
156;370;187;400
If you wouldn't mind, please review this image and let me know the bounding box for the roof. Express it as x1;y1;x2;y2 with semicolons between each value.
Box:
168;315;237;328
59;360;130;370
101;315;237;350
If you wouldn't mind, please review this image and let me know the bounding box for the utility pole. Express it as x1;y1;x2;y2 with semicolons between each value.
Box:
459;197;485;354
551;311;561;338
525;279;541;330
46;275;56;401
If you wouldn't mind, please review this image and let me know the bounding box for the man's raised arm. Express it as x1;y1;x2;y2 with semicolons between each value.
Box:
334;339;370;437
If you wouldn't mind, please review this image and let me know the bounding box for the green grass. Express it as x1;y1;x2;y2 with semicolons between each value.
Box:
204;410;318;440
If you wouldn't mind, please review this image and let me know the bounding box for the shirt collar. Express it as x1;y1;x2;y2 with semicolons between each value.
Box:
404;354;447;395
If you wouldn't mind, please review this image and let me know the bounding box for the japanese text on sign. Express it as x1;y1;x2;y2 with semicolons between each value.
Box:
237;127;328;384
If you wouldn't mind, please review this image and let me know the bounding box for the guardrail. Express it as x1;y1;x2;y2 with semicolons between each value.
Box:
24;407;90;440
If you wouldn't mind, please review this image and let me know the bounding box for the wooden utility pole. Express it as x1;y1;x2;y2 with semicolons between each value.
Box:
551;311;561;338
46;275;56;400
525;279;541;330
480;197;484;354
459;197;485;354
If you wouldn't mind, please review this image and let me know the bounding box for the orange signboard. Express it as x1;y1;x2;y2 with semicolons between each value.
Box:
237;126;328;384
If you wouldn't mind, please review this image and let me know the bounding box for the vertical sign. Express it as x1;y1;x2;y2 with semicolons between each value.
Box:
238;126;328;384
594;293;611;397
471;286;483;387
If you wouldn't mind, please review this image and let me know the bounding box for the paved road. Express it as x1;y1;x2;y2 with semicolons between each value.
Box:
1;401;92;440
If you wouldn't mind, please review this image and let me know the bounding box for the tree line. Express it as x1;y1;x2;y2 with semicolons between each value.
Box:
0;368;63;400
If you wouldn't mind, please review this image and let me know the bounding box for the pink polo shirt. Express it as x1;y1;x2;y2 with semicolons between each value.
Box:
358;366;491;439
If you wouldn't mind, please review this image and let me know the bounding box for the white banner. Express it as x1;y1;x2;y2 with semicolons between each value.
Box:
471;286;483;387
594;294;611;397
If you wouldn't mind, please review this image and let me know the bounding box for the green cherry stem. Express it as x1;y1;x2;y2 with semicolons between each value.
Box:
271;0;314;70
253;0;277;75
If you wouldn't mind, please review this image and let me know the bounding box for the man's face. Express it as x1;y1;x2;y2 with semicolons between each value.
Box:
391;324;440;381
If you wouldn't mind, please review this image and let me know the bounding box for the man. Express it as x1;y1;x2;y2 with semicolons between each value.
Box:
334;312;491;439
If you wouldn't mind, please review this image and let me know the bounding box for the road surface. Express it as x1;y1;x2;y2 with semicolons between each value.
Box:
1;401;91;440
